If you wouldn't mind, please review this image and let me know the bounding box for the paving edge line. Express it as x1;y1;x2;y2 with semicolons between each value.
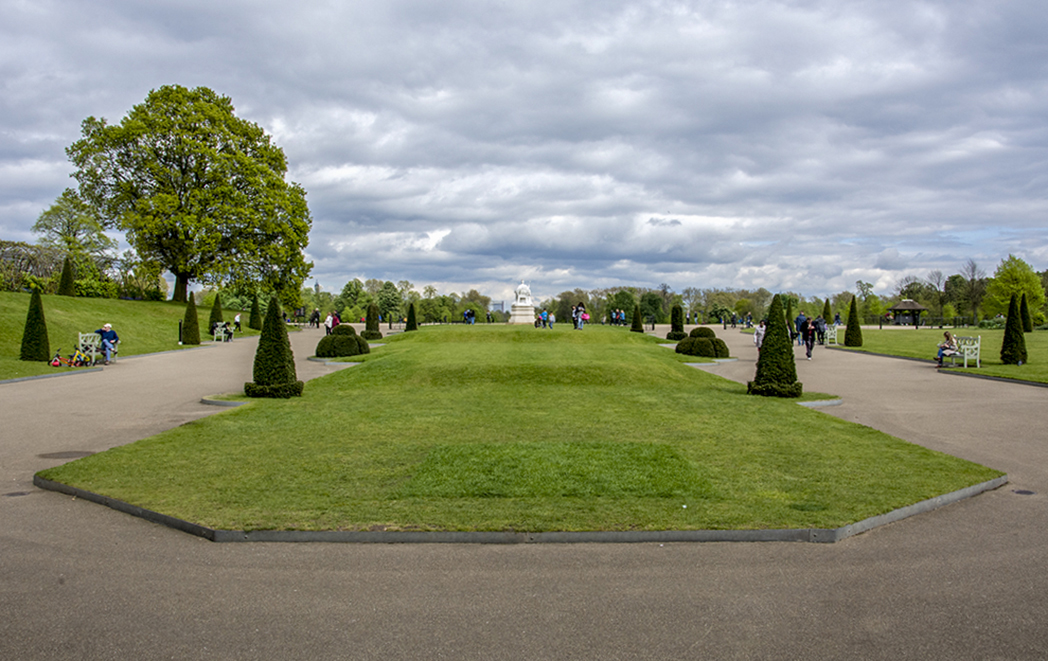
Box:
31;474;1008;545
306;358;364;366
0;367;104;385
797;399;844;408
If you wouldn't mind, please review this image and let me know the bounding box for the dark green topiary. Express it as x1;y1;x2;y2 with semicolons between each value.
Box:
690;327;716;339
406;301;418;331
209;292;224;329
316;334;363;358
57;256;75;296
666;304;685;341
182;295;201;345
748;294;802;398
712;338;730;358
245;295;304;398
1001;294;1028;365
1020;292;1033;333
822;298;832;321
362;302;383;340
248;294;263;330
784;298;794;336
331;324;357;336
844;295;863;347
675;337;695;354
20;288;50;361
629;304;644;333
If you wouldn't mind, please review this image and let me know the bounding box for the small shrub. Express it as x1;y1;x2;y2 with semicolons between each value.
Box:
246;295;304;398
74;278;118;298
355;336;371;354
331;324;357;336
20;288;50;361
844;296;863;347
406;302;418;331
689;327;716;339
361;330;383;341
670;304;684;334
365;302;383;339
248;295;263;330
666;330;688;341
316;334;363;358
57;256;75;296
676;337;715;357
978;317;1006;330
209;292;224;329
182;296;201;345
1001;294;1027;365
747;293;802;398
712;338;730;358
630;304;644;333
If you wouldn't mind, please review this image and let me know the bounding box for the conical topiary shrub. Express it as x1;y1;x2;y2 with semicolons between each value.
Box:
630;304;644;333
209;292;224;330
57;256;75;296
248;294;263;330
20;287;50;361
844;295;863;347
182;295;201;345
822;298;831;320
246;295;304;398
748;294;802;398
667;304;686;340
406;301;418;331
1001;294;1028;365
362;302;383;340
1020;292;1033;333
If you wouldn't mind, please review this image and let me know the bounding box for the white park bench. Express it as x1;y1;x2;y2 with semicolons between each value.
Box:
942;335;981;368
825;324;839;346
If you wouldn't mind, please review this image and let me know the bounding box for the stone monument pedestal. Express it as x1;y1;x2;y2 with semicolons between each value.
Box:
508;303;535;325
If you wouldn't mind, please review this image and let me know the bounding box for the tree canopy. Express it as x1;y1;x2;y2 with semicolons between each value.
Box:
33;188;117;262
983;255;1045;323
66;84;312;302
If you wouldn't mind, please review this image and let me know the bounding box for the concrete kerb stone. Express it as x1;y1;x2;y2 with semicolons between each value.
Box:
32;474;1008;545
0;345;216;386
306;357;364;367
798;399;844;408
825;346;1048;389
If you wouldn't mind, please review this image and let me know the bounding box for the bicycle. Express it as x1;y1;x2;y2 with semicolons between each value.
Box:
49;347;95;368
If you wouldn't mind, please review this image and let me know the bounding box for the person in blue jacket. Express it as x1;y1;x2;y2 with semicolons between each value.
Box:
95;323;119;364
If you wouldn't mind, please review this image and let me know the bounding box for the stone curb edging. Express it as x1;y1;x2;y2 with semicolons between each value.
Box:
200;396;247;407
32;474;1007;545
798;399;844;408
0;367;104;385
305;357;364;366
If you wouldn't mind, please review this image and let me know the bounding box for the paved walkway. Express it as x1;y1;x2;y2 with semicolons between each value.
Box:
2;325;1047;659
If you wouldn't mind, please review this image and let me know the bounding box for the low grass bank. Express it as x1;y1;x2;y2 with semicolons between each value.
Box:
38;324;1001;532
832;327;1048;384
0;291;254;380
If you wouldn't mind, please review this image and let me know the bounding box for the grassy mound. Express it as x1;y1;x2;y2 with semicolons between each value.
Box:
38;324;1001;532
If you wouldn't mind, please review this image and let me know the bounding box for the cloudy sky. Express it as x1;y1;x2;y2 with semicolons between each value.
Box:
3;0;1046;303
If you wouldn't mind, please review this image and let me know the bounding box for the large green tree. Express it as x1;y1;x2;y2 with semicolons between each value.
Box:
984;255;1046;324
66;84;313;303
32;188;117;263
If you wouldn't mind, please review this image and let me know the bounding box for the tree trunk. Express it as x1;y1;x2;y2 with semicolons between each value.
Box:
172;274;190;303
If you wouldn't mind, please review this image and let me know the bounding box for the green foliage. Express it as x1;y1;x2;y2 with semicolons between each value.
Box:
1001;294;1028;365
666;331;688;341
362;302;383;340
690;327;716;339
376;281;402;321
822;298;831;320
209;291;224;329
316;334;367;358
712;338;730;358
845;296;863;347
669;304;684;337
57;256;75;296
748;294;802;398
677;337;716;357
640;291;666;323
248;295;263;330
331;324;357;336
246;295;303;398
984;255;1046;324
67;84;313;303
19;288;50;361
406;301;418;331
73;278;118;299
181;296;200;345
630;304;644;332
32;188;117;261
1020;292;1033;332
784;298;794;332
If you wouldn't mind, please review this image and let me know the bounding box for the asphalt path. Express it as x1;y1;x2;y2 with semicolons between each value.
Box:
2;325;1046;660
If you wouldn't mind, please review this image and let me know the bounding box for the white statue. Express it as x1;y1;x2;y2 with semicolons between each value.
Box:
515;281;533;307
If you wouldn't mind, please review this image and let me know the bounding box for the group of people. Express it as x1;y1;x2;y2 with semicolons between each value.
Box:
751;312;833;361
323;310;341;334
570;303;588;329
536;309;556;328
608;309;629;326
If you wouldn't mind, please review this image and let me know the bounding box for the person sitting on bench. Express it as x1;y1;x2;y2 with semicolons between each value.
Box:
95;323;119;364
937;331;957;367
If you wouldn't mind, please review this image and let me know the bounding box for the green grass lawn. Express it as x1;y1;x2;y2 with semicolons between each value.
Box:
38;324;1001;532
833;326;1048;384
1;291;255;380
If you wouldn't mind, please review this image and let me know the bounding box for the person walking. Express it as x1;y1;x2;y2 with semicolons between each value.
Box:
323;312;333;335
753;319;766;352
794;311;807;346
800;315;815;360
